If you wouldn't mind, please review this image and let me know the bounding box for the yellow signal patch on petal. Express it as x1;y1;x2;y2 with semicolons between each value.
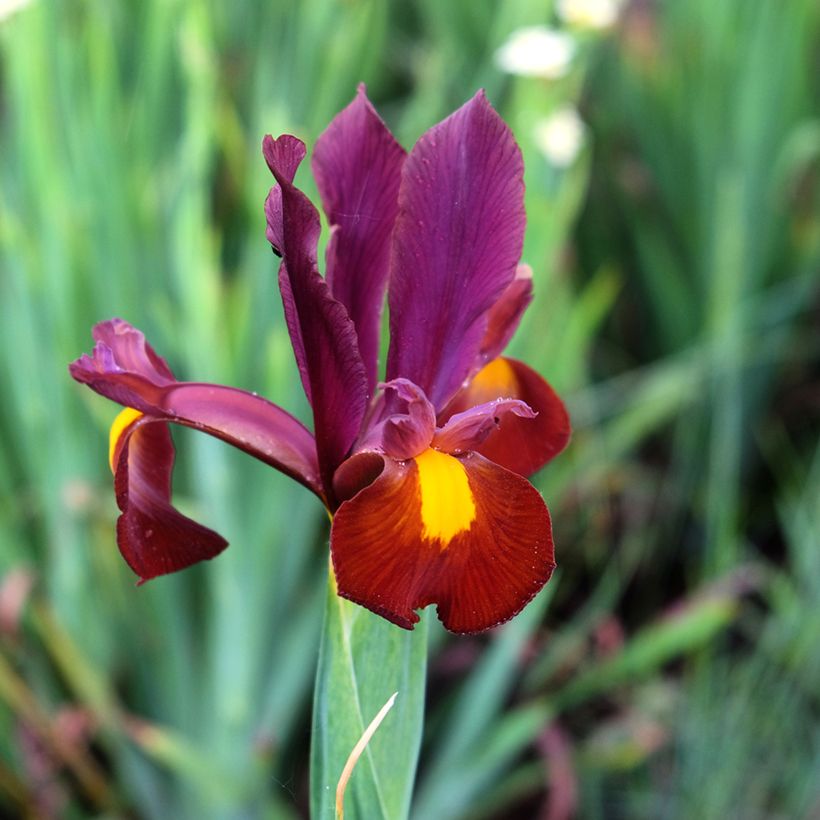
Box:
109;407;143;472
471;357;517;397
415;448;476;545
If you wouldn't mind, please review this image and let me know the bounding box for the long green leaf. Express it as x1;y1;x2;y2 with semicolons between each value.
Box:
311;572;428;819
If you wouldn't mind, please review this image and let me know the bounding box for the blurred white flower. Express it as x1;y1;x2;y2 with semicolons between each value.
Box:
0;0;33;22
494;26;576;79
533;107;587;168
556;0;622;30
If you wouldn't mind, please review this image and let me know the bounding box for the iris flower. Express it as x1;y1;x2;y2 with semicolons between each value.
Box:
69;88;570;634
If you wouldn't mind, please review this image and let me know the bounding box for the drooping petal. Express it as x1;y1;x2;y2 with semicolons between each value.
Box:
113;414;227;583
331;450;555;633
312;85;405;391
432;398;534;454
386;90;526;410
442;357;570;477
477;263;534;368
69;319;323;496
263;135;369;492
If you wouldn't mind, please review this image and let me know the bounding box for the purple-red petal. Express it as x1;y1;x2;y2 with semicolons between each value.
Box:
442;357;570;477
114;416;227;583
386;90;526;410
263;135;369;491
432;398;534;454
70;320;323;496
312;85;405;392
331;451;555;633
477;264;534;368
377;379;436;459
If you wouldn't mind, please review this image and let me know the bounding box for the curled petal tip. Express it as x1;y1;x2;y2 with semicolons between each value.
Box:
262;134;307;183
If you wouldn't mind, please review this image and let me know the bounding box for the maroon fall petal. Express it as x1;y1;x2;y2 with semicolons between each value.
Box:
312;85;406;392
114;416;227;583
386;90;526;410
443;357;570;477
69;320;323;496
331;452;555;633
263;134;369;492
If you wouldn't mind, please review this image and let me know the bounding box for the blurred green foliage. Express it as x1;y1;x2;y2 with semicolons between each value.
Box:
0;0;817;817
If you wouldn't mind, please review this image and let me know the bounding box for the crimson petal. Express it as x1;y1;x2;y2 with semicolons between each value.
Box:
331;451;555;633
69;319;323;496
386;90;526;410
263;135;369;492
312;85;405;392
443;357;570;477
114;415;227;583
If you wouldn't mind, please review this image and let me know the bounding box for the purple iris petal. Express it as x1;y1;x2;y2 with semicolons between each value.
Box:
432;398;535;454
312;85;405;393
264;136;313;402
263;135;369;493
476;264;534;369
378;379;436;459
386;90;526;410
70;320;323;496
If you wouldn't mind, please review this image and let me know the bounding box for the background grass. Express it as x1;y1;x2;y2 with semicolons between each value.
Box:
0;0;818;817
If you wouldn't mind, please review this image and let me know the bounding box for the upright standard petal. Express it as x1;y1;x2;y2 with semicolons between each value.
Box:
443;357;570;478
70;320;323;496
264;135;369;493
386;91;526;410
477;264;534;368
312;86;405;392
331;450;555;633
113;415;227;583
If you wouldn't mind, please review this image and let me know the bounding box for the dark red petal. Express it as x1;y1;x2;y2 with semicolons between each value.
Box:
386;91;526;410
432;397;534;454
69;320;323;496
114;416;227;583
442;357;570;477
312;85;405;392
263;135;369;492
332;451;386;505
331;451;555;634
